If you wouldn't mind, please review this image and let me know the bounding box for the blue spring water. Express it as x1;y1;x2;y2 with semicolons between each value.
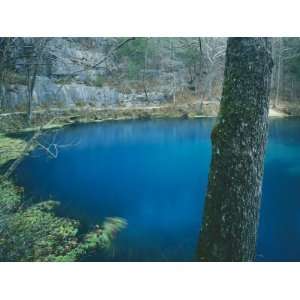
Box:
15;118;300;261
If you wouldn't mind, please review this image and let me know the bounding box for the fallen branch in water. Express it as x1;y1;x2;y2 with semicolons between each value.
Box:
35;140;58;159
2;117;57;180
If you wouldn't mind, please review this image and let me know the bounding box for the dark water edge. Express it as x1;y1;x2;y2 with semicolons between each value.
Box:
14;118;300;261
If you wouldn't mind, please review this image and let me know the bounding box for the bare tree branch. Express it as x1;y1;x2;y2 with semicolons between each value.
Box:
53;37;136;99
2;117;57;179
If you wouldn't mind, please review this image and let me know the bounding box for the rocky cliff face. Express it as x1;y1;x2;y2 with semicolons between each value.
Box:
4;38;181;110
3;37;300;112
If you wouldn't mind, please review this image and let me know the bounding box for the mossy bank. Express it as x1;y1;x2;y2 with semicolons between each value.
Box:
0;133;126;261
0;102;220;133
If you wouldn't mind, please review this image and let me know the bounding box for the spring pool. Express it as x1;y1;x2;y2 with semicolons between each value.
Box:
15;118;300;261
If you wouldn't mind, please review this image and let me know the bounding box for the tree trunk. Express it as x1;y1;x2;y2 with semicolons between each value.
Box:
170;40;176;105
206;69;214;101
26;68;33;124
142;39;149;102
274;38;282;108
197;38;273;262
197;38;203;98
0;82;5;112
26;60;38;124
3;117;57;179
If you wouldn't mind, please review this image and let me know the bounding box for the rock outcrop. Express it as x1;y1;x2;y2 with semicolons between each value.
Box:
3;38;181;109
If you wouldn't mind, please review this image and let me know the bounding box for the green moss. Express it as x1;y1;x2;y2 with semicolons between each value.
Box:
0;121;129;262
0;133;27;166
0;103;219;135
51;218;127;262
0;180;127;261
0;180;22;213
19;122;67;133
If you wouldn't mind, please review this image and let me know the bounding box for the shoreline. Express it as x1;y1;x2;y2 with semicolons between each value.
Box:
268;108;289;117
0;104;297;134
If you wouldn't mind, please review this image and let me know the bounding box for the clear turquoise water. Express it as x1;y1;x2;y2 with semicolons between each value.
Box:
15;118;300;261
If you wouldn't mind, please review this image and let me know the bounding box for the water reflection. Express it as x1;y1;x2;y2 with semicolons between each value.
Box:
15;118;300;261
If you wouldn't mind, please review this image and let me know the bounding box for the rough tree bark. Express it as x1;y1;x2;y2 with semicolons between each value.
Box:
26;66;35;123
197;38;203;98
197;38;273;262
142;38;149;102
274;38;282;108
24;38;49;124
0;38;14;112
170;40;176;105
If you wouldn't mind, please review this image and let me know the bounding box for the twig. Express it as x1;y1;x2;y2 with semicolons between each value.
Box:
53;38;136;99
2;117;57;179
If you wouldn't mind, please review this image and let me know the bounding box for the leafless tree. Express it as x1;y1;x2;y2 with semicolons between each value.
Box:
0;38;17;112
142;38;149;102
201;38;226;101
270;37;284;108
170;39;176;105
53;37;135;100
21;38;50;123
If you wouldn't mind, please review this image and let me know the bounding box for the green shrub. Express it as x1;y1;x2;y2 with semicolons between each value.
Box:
0;179;127;261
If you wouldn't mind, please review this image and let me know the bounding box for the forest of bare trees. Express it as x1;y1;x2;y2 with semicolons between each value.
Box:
1;38;300;119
